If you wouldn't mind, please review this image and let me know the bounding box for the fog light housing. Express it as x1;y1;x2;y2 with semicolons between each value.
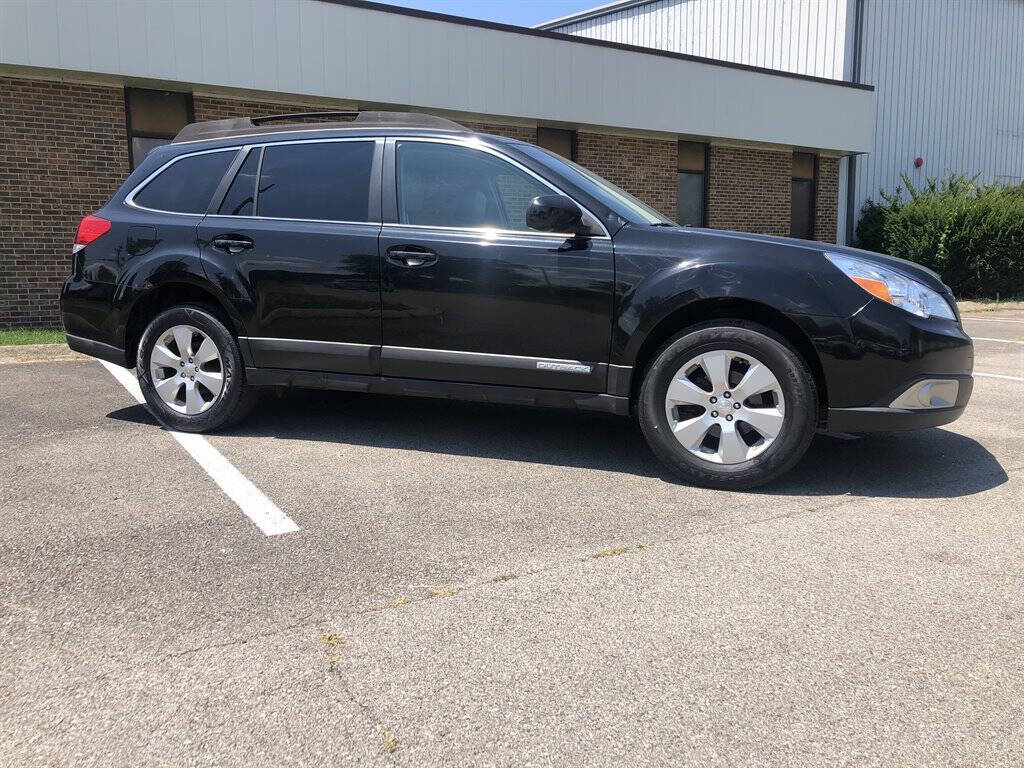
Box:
889;379;960;409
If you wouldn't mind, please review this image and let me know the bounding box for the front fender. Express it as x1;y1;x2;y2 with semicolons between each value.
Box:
612;260;859;366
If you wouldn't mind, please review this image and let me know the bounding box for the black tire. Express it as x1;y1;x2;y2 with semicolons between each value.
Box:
637;321;817;489
136;305;259;433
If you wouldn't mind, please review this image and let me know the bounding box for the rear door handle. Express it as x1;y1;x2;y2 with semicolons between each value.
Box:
386;247;437;268
211;236;254;254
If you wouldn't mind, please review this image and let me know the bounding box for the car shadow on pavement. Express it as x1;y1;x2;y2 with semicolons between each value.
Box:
108;388;1006;500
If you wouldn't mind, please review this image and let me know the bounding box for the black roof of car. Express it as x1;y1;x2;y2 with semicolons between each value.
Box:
172;110;469;144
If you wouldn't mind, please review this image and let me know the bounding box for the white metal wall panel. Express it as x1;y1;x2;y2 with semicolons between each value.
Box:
0;0;874;154
854;0;1024;211
550;0;850;80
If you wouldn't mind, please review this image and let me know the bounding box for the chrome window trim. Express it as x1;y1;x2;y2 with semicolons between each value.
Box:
390;136;611;239
125;138;381;219
125;135;610;238
203;213;384;228
382;222;599;240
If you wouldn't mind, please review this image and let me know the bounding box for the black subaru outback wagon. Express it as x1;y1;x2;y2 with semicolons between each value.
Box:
62;111;973;488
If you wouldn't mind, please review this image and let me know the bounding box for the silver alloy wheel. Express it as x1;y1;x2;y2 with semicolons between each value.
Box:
149;324;225;416
664;349;786;465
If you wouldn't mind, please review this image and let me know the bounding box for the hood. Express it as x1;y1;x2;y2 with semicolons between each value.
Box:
682;228;952;295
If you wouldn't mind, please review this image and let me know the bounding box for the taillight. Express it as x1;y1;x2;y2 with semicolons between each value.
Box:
73;214;111;253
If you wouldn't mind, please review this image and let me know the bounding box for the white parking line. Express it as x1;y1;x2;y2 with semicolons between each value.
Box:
99;360;300;537
974;372;1024;382
971;337;1024;345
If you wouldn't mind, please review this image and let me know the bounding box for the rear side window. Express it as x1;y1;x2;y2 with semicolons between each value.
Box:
218;148;259;216
256;141;374;221
133;150;234;214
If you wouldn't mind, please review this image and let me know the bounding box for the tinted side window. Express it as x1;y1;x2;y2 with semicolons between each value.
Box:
396;142;552;231
256;142;374;222
218;148;259;216
134;150;234;213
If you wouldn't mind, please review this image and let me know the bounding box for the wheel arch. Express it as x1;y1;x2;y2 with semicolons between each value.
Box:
123;282;243;369
628;297;828;424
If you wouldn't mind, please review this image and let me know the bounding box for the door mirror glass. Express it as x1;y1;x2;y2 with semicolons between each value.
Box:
526;195;588;235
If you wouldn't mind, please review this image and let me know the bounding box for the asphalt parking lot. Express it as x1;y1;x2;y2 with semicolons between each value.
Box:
2;313;1022;766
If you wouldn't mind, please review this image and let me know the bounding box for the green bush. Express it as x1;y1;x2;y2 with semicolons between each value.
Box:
854;174;1024;298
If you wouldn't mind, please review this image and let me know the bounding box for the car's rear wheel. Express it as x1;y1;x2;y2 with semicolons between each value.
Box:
137;305;257;432
637;321;817;489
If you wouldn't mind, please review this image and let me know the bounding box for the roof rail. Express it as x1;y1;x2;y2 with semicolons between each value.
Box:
172;110;468;143
251;110;361;125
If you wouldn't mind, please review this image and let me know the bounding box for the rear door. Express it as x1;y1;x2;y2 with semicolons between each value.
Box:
378;138;615;392
198;138;383;374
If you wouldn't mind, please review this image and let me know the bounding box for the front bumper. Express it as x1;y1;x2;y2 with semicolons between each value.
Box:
815;297;974;433
827;374;973;432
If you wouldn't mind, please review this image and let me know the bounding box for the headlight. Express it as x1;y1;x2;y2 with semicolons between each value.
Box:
825;252;956;320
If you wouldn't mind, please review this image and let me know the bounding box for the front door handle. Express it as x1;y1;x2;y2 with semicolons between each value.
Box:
386;246;438;268
211;236;254;254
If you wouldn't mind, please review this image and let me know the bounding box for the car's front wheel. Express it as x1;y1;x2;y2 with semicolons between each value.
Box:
136;305;257;432
637;321;817;489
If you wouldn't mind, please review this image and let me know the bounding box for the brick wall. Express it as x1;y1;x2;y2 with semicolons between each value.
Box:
815;156;839;243
576;132;677;220
192;94;355;122
0;77;129;327
461;121;536;143
706;145;791;236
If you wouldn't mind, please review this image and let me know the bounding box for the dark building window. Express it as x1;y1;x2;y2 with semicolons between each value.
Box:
133;150;234;214
537;127;576;161
125;88;194;169
791;152;817;239
677;140;707;227
257;141;375;222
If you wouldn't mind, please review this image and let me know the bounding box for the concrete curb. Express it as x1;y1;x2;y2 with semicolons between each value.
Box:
0;343;90;365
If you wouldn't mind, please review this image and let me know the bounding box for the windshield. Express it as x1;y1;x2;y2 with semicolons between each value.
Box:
516;143;673;226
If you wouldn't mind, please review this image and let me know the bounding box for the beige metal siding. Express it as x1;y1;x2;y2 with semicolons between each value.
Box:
855;0;1024;210
0;0;873;154
547;0;851;80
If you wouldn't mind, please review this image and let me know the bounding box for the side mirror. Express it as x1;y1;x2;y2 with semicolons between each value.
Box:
526;195;589;236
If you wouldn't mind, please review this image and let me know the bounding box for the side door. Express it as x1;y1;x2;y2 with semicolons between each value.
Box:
198;138;383;375
379;138;615;392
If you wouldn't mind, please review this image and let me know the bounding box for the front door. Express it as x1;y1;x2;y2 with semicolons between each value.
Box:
198;138;382;374
379;139;614;392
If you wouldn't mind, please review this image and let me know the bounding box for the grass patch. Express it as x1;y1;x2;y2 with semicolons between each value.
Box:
958;297;1024;313
425;585;456;598
0;327;65;346
321;633;345;648
379;726;399;754
593;546;629;559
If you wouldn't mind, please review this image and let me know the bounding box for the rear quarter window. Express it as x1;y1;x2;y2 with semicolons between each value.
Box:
133;150;235;214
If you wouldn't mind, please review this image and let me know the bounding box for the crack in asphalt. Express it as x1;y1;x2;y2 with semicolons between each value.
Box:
156;454;1023;665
